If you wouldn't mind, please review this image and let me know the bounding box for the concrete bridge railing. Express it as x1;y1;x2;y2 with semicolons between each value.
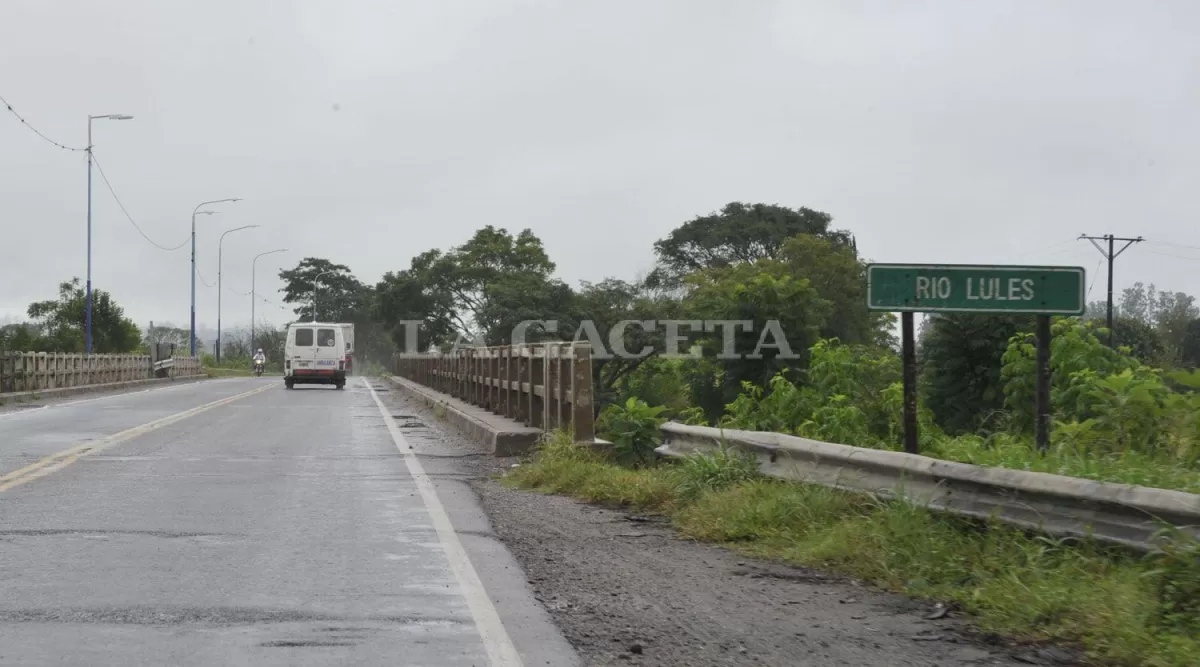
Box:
392;342;595;443
0;352;204;396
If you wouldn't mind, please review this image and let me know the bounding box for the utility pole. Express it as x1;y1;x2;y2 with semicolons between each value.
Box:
1079;234;1144;347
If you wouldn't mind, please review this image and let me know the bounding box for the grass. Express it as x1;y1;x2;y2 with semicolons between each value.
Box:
928;435;1200;495
205;367;253;378
504;433;1200;667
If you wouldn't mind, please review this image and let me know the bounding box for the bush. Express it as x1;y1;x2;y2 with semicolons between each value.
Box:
597;397;668;467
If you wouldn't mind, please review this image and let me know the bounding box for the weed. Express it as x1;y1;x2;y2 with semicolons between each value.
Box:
597;397;667;468
674;445;760;500
506;441;1200;667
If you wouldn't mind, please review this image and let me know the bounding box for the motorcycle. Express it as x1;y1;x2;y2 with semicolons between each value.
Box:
253;359;265;377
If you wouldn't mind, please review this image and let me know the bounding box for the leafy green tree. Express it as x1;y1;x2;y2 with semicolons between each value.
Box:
777;234;893;346
477;273;575;346
682;259;830;418
1182;318;1200;369
278;258;366;323
410;226;556;338
568;278;680;409
1001;318;1140;431
647;202;854;288
0;323;39;352
145;324;191;349
373;268;456;353
919;314;1034;435
24;278;141;353
1110;316;1166;365
1154;290;1199;359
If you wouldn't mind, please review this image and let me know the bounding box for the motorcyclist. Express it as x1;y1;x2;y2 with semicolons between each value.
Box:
252;348;266;366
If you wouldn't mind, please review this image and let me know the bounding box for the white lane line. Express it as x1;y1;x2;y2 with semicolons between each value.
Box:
0;383;273;492
0;378;248;420
364;378;523;667
0;405;49;420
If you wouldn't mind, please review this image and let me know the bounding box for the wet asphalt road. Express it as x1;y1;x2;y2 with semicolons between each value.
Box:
0;377;577;666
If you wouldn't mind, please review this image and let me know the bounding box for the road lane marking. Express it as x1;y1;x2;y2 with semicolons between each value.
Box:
364;378;523;667
0;405;49;419
0;383;272;493
0;378;247;420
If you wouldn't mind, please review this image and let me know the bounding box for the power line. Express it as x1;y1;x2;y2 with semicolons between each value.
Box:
0;93;85;152
196;267;215;288
1078;234;1144;347
90;152;190;251
1085;258;1103;299
1146;239;1200;252
1147;249;1200;261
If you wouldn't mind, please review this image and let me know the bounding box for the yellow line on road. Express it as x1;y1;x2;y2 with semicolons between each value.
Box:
0;383;272;493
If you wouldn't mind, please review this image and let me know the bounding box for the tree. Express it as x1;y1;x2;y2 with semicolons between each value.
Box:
568;278;680;409
476;273;575;346
682;259;831;418
278;258;366;323
1110;316;1166;365
1154;290;1198;358
373;268;456;354
411;226;556;339
919;313;1033;434
1181;318;1200;369
777;234;893;347
647;202;854;288
24;278;141;353
0;323;39;352
145;323;191;348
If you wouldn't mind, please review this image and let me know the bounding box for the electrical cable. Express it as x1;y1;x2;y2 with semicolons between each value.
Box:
91;151;190;251
0;93;85;151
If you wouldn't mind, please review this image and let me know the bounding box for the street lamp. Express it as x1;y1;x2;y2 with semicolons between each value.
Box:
190;198;241;356
85;113;134;355
250;248;288;351
312;270;335;322
216;224;260;364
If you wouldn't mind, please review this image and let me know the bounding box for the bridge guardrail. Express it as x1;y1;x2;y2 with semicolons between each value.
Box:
657;422;1200;551
0;352;203;395
392;342;595;442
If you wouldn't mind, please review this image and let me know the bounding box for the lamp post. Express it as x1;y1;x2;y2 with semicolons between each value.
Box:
312;270;334;322
85;113;133;355
216;225;259;364
250;249;287;353
190;198;240;356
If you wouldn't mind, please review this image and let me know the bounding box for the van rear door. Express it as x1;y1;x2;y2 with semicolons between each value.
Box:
290;326;315;374
314;327;342;373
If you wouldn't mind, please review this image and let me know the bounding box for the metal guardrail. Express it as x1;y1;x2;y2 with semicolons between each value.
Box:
657;422;1200;551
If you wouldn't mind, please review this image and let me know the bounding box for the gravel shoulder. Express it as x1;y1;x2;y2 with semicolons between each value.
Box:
382;385;1073;667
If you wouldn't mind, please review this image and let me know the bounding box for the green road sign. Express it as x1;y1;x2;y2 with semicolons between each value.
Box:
867;264;1086;314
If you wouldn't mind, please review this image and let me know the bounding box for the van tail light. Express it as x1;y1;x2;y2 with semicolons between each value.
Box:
338;360;345;371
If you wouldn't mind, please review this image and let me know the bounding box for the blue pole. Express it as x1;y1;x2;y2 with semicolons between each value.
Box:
85;119;94;355
190;210;196;356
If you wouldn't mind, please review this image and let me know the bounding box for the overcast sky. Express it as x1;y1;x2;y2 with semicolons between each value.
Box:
3;1;1199;335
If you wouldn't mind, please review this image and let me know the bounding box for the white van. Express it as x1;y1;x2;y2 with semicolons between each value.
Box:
284;322;347;390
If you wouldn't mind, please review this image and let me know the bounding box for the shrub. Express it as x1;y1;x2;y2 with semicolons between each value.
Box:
597;397;668;467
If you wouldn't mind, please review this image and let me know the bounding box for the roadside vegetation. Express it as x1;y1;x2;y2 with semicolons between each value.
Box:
506;430;1200;667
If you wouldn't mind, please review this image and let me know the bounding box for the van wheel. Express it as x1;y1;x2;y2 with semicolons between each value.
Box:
285;380;294;390
336;382;345;390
